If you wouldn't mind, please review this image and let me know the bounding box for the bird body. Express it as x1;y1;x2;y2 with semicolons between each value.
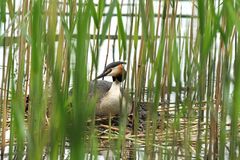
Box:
89;61;132;116
93;81;121;116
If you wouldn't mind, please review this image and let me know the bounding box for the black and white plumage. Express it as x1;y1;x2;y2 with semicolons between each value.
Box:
90;61;132;116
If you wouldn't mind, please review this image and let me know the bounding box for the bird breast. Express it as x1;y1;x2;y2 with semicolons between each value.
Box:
96;82;122;116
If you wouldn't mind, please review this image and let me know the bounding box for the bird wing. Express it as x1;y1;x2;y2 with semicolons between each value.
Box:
89;80;112;103
70;80;131;109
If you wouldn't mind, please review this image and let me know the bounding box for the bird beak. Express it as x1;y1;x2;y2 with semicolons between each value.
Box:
96;69;112;79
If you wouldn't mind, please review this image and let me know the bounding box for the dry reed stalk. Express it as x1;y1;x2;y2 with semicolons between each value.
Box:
1;23;7;160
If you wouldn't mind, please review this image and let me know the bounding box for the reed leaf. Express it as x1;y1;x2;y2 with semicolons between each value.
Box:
0;0;6;22
116;1;127;58
29;0;45;158
89;0;99;28
100;0;116;46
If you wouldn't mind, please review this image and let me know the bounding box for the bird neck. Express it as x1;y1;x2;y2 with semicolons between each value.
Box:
109;80;121;94
112;79;121;85
112;75;123;82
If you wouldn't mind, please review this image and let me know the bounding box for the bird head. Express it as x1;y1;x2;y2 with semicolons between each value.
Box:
96;61;127;82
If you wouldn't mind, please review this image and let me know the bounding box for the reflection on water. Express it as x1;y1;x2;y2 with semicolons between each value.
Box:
85;148;145;160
